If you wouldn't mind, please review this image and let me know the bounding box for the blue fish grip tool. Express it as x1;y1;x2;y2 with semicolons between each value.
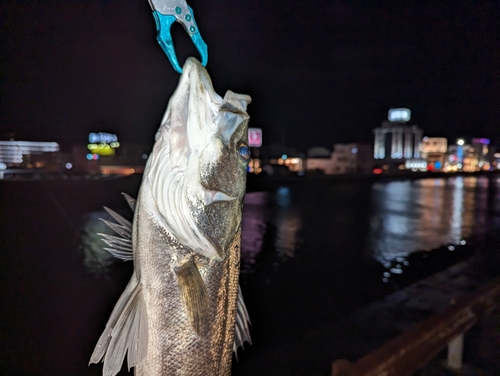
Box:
149;0;208;74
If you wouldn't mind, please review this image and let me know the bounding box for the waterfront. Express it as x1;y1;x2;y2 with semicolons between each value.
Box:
0;175;499;375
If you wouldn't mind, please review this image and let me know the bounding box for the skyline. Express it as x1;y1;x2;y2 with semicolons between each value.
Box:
1;0;499;150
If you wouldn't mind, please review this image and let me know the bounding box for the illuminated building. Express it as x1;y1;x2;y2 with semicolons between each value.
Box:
421;137;447;171
76;132;150;176
306;143;372;175
266;147;305;175
0;140;60;175
471;138;491;171
87;132;120;158
275;154;304;173
446;138;491;172
373;108;423;165
248;128;263;174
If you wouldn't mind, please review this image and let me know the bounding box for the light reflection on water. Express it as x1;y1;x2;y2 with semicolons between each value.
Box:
240;187;302;276
369;176;491;264
80;176;498;278
80;210;130;274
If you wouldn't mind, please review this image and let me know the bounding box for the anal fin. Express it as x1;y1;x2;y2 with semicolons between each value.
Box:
233;285;252;357
174;256;209;336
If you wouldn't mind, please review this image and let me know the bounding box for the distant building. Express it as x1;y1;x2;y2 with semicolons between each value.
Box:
307;146;330;158
446;138;492;172
0;140;60;172
73;141;151;176
306;143;373;175
263;144;305;175
248;128;263;174
270;155;304;173
421;137;447;171
0;140;59;167
373;108;424;169
471;138;491;170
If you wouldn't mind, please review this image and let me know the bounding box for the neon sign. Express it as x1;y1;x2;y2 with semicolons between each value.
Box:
388;108;411;122
88;133;119;156
248;128;262;147
88;132;118;144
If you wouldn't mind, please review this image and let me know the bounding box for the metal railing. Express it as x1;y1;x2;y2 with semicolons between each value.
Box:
331;276;500;376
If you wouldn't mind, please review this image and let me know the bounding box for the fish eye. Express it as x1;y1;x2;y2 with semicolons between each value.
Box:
238;142;251;161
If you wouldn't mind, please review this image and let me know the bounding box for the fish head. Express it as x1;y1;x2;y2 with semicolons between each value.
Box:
145;58;251;260
191;95;251;257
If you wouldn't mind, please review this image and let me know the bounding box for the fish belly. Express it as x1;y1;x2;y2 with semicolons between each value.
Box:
134;218;241;375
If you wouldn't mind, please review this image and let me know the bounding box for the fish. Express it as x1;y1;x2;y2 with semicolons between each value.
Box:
89;57;252;376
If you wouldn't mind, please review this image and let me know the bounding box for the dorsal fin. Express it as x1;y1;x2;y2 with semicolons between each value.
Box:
122;193;136;212
103;207;132;230
233;285;252;358
99;194;136;261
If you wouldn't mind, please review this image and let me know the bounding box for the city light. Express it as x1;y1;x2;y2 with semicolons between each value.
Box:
87;143;116;156
0;141;60;165
87;132;120;156
248;128;263;147
457;139;465;146
88;132;118;144
388;108;411;122
472;138;490;145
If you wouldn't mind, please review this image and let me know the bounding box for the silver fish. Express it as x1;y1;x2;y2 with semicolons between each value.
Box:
90;58;252;376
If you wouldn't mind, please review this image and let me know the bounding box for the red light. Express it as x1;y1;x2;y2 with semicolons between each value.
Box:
373;168;383;174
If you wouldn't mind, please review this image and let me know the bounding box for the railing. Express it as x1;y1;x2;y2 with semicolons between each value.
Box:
331;276;500;376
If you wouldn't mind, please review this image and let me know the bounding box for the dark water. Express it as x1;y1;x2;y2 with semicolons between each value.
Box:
0;175;498;375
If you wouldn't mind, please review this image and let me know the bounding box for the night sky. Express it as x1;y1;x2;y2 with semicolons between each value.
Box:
1;0;499;151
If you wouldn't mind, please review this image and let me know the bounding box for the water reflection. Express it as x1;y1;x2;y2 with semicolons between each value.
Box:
274;208;301;259
240;187;302;276
80;211;121;273
241;192;269;275
369;176;490;264
79;189;304;277
79;177;492;280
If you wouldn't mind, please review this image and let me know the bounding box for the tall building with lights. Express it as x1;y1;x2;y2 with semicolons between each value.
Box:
373;108;423;165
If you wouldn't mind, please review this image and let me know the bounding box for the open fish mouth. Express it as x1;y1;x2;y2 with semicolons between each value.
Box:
204;190;236;205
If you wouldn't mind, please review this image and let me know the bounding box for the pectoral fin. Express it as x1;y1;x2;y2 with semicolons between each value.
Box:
174;256;209;336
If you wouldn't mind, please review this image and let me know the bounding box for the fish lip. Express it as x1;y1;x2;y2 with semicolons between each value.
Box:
204;190;236;205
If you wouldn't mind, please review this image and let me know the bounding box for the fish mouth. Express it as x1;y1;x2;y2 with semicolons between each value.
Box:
203;190;236;205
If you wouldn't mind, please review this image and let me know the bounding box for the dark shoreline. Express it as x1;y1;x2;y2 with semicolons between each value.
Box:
2;169;499;193
246;169;500;192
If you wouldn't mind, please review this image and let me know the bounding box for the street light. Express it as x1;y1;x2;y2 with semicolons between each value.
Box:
457;139;465;146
